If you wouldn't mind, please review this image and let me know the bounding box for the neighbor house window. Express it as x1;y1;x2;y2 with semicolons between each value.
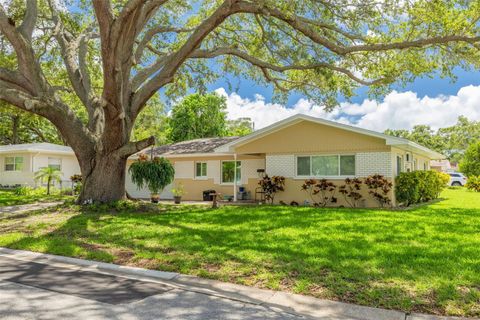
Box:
296;155;355;177
195;162;207;178
221;161;241;183
48;157;62;171
5;156;24;171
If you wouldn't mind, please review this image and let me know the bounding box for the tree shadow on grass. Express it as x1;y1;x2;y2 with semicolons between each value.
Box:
3;202;480;316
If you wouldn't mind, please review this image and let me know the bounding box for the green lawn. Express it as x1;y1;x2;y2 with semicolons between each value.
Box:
0;188;479;316
0;190;72;206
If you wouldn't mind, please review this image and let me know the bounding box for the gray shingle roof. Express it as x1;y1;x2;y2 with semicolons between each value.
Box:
152;137;240;155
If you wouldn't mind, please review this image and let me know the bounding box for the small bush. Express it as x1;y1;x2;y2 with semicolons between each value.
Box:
301;179;337;207
395;170;447;206
364;174;392;207
258;175;285;204
466;176;480;192
339;178;363;208
14;186;33;196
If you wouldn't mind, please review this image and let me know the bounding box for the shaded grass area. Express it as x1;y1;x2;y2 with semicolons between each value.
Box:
0;189;479;316
0;190;72;206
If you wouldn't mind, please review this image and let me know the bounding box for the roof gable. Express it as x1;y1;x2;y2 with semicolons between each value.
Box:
215;114;444;159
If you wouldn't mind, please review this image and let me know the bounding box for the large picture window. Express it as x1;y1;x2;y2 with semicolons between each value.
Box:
5;156;24;171
221;161;241;183
195;162;207;178
296;155;355;177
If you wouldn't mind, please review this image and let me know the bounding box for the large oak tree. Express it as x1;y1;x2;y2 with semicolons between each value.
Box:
0;0;478;203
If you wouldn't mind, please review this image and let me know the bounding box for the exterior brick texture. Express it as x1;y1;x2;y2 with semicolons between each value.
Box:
266;152;392;178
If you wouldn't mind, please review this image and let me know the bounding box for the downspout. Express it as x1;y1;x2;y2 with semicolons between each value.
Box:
233;153;237;202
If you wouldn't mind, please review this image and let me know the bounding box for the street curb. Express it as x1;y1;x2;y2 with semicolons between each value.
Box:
0;247;477;320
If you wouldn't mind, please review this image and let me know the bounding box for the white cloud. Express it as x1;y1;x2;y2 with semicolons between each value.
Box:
215;85;480;132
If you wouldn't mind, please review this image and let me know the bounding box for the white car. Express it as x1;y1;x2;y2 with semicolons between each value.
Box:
448;172;468;186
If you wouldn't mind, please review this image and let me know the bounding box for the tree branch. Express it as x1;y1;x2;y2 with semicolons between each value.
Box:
235;2;480;55
190;47;386;86
18;0;37;41
116;136;156;158
131;0;244;117
134;25;192;63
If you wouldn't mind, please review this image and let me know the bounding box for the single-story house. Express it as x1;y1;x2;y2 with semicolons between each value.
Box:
0;143;80;188
0;115;444;207
128;114;444;207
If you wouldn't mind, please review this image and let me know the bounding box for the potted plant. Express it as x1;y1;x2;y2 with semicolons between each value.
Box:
129;154;175;203
171;184;185;204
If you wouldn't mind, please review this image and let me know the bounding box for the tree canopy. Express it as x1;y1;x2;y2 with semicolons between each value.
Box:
0;0;479;202
168;92;228;142
460;141;480;177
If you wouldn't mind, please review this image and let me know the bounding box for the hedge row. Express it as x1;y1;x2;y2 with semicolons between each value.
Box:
395;170;449;206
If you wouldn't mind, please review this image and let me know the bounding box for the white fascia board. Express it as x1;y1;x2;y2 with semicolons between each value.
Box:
0;149;74;155
388;140;445;160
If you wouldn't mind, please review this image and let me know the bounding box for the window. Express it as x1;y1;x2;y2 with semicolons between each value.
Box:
221;161;241;183
296;155;355;177
48;157;62;171
195;162;207;178
396;156;402;176
5;156;23;171
423;162;428;170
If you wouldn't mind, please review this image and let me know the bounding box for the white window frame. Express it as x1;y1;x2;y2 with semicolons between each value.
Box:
4;156;24;172
194;161;208;179
294;154;356;179
221;160;241;185
48;157;62;171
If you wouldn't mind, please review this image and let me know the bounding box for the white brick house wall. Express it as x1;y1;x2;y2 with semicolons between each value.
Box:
356;152;392;177
266;152;392;178
266;155;295;178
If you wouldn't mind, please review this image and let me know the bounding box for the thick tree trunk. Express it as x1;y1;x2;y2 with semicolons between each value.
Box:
77;154;128;204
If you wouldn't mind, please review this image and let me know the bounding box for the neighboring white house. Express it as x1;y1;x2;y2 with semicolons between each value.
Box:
0;143;80;189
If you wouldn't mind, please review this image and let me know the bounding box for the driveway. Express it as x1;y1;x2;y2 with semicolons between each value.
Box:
0;255;304;320
0;202;61;215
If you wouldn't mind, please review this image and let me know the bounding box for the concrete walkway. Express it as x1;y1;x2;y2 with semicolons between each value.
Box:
0;248;476;320
0;202;61;215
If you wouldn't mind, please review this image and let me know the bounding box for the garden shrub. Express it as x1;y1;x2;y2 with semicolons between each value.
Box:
14;186;33;196
466;176;480;192
258;175;285;204
301;179;337;207
364;174;392;207
339;178;363;207
395;172;420;206
395;170;447;206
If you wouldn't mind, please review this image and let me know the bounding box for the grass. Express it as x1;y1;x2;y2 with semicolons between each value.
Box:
0;188;479;316
0;190;72;206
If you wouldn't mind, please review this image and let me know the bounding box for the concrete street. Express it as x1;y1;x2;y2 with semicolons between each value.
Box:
0;255;305;320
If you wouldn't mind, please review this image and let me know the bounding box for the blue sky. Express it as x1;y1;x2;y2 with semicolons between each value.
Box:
213;67;480;132
208;68;480;107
